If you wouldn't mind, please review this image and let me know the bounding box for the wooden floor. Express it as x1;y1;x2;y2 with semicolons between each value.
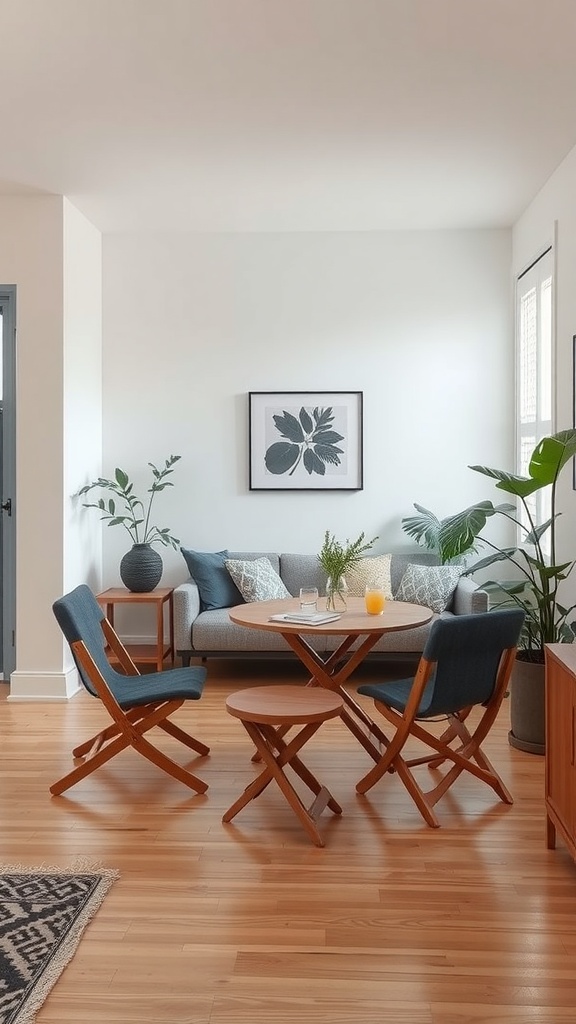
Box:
1;658;576;1023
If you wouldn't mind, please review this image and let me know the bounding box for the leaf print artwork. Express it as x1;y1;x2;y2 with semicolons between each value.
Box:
249;391;363;491
264;406;345;477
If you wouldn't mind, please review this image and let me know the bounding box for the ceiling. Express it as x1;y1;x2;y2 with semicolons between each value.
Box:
2;0;576;233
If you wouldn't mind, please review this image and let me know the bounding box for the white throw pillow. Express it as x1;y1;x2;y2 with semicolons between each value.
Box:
396;563;462;613
346;554;393;598
225;556;291;603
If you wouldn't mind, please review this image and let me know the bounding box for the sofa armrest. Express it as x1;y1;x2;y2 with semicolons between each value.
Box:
451;576;488;615
173;579;201;652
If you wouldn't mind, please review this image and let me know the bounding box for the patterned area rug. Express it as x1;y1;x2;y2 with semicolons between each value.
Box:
0;862;118;1024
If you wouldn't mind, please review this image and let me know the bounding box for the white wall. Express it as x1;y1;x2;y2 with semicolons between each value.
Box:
513;145;576;590
63;199;103;595
0;197;68;696
103;228;513;640
0;196;102;699
0;211;514;680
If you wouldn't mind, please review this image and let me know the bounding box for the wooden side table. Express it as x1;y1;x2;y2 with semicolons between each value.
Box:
545;644;576;863
222;684;344;847
96;587;174;672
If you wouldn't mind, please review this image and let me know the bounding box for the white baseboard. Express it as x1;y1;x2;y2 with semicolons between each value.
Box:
8;634;164;701
8;667;82;701
123;634;167;645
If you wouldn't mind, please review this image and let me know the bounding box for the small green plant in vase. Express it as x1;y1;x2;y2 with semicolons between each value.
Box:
318;530;377;610
78;454;181;592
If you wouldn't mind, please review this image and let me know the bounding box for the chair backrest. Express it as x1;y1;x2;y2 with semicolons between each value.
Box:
420;609;525;716
53;584;118;696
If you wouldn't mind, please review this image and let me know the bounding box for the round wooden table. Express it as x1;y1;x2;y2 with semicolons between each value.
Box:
229;596;433;763
222;684;344;847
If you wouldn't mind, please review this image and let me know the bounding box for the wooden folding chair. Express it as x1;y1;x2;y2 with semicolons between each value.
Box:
51;584;209;796
355;609;525;827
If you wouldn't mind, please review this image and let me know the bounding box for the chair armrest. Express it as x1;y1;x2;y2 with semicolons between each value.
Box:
451;576;488;615
173;579;201;651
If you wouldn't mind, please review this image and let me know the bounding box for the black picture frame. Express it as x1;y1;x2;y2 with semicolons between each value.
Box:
248;391;364;491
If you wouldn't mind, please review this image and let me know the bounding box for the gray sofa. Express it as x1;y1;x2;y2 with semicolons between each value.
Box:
174;550;488;666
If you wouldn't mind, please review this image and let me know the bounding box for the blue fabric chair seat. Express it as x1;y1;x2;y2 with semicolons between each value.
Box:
354;609;525;827
51;584;210;797
106;665;205;709
358;677;437;717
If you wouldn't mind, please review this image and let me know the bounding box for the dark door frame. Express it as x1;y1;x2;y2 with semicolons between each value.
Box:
1;286;16;679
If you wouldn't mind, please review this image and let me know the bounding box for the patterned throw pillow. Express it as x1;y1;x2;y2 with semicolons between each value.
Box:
225;556;291;603
396;563;462;613
346;554;393;598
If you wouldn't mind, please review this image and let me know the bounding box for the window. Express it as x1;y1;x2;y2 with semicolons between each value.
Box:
516;247;553;549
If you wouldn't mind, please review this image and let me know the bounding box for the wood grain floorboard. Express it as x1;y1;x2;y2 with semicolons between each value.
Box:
1;657;576;1023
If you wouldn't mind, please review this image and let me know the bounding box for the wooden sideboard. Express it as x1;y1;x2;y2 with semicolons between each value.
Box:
545;643;576;863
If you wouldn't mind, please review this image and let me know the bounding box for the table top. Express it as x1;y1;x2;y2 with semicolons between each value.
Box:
229;596;433;635
96;587;174;603
226;684;344;724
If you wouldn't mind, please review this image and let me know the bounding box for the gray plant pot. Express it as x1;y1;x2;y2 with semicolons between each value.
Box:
508;656;545;755
120;543;163;593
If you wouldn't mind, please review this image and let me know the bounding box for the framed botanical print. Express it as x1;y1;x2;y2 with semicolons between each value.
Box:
248;391;363;491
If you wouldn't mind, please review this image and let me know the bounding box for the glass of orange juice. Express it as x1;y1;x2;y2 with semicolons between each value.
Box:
365;582;386;615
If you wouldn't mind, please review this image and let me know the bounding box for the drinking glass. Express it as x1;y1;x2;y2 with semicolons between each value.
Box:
299;586;319;612
365;582;386;615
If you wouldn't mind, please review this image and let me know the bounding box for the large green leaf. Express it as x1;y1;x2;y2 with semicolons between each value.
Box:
471;429;576;495
522;553;572;579
462;547;520;574
468;466;542;498
115;467;129;490
528;429;576;483
437;501;515;561
523;517;555;545
401;504;441;550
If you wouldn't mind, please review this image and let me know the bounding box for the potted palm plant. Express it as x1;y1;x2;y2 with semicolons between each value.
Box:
402;503;486;564
419;429;576;753
78;455;181;592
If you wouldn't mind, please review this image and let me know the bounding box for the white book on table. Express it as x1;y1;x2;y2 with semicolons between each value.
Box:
268;612;342;625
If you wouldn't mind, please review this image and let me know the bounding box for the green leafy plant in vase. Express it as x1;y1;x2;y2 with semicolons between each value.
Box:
78;454;181;592
429;431;576;658
318;530;377;610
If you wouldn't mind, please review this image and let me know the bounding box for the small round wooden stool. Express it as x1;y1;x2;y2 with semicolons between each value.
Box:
222;684;344;847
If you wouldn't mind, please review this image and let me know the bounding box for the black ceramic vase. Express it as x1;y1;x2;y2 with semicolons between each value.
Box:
120;543;163;593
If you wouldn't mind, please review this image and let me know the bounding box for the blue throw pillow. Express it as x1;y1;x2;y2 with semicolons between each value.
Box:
180;548;243;611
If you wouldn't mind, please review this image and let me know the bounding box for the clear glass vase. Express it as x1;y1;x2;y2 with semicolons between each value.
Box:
326;574;348;612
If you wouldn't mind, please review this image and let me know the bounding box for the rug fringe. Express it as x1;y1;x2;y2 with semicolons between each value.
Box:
0;862;119;1024
0;858;119;877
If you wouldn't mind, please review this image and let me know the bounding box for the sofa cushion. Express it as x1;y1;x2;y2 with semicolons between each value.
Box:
346;554;393;598
192;609;327;653
396;563;463;613
280;553;327;597
228;551;280;574
390;552;440;595
225;556;291;602
180;548;243;611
